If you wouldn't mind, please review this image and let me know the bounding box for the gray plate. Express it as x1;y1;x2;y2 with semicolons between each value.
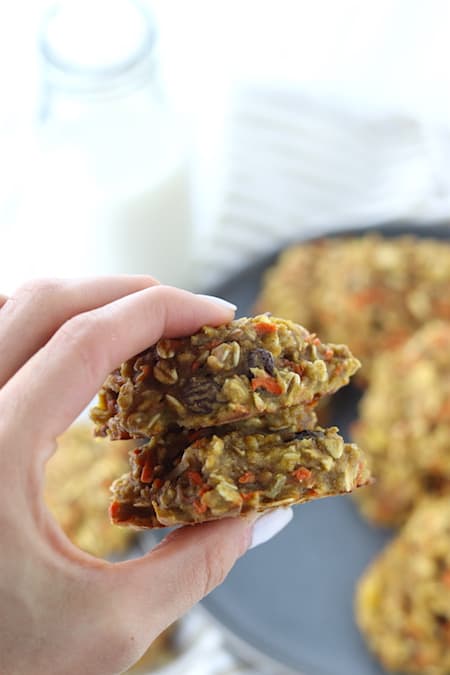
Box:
200;223;450;675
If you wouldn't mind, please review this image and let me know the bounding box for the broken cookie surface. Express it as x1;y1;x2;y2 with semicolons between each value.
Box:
90;315;367;529
91;314;360;438
110;425;370;528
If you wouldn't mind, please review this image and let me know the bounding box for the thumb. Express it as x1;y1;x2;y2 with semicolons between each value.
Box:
113;516;254;639
108;508;293;642
96;510;292;672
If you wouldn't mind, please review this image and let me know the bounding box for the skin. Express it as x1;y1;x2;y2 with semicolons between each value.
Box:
0;277;255;675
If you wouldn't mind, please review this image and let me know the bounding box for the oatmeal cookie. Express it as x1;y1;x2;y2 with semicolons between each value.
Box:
352;321;450;527
255;235;450;376
45;423;134;557
356;497;450;675
91;314;360;438
110;426;370;528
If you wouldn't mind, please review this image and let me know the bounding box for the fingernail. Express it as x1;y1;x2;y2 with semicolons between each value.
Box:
249;507;293;550
197;294;237;311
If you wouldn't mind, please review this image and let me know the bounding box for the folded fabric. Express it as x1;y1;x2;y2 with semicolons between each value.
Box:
199;83;450;285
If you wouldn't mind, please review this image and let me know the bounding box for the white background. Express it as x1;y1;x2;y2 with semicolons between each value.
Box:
1;0;450;291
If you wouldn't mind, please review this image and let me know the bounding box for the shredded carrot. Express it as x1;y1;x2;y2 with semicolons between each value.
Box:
199;486;212;497
355;461;368;486
382;329;409;349
187;470;203;486
350;287;387;308
433;299;450;317
442;621;450;644
193;499;208;514
437;399;450;421
283;360;305;376
205;339;221;350
192;438;207;449
413;652;433;668
109;501;128;522
153;478;163;490
305;394;321;408
442;570;450;588
293;467;312;481
140;454;154;483
238;471;255;484
251;376;283;395
304;333;321;345
306;488;318;497
254;321;277;334
241;491;257;501
191;359;201;373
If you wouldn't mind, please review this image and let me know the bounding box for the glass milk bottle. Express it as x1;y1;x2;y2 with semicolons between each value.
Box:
23;0;193;288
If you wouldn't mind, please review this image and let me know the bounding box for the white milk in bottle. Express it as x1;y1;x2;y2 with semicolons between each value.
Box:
17;0;193;289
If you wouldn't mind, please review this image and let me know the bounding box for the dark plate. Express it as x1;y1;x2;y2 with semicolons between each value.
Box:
201;222;450;675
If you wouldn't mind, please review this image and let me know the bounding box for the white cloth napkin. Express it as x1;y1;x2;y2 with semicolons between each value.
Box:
199;83;450;286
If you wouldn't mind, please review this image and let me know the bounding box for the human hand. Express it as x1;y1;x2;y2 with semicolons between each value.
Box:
0;277;291;675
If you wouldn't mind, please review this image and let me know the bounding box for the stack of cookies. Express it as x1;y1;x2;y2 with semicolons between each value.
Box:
90;315;369;528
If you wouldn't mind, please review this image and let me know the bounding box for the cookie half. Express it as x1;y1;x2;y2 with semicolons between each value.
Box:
110;425;370;528
91;315;360;438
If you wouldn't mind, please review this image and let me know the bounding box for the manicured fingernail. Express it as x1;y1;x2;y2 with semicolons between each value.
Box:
249;507;293;550
198;294;237;311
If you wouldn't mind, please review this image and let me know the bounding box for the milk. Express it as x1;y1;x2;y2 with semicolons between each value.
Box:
93;160;193;286
2;1;195;294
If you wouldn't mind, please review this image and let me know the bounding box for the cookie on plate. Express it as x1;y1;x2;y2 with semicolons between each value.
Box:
45;423;134;557
255;235;450;377
356;497;450;675
352;321;450;527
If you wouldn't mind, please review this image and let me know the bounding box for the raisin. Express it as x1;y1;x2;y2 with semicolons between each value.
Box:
293;430;325;441
182;378;220;413
247;348;275;376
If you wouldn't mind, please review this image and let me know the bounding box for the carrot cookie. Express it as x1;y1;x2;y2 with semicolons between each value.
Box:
91;315;360;438
356;497;450;675
352;321;450;527
255;235;450;376
110;425;370;528
45;423;134;557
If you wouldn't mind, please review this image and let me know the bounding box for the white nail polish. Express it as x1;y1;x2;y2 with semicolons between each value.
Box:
249;507;293;550
197;294;237;311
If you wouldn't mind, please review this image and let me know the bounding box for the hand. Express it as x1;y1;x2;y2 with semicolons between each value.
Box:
0;277;269;675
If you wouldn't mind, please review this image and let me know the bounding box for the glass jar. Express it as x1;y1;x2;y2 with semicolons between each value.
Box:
14;0;193;290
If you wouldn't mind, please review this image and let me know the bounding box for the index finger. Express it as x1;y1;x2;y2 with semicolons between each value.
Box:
1;286;236;446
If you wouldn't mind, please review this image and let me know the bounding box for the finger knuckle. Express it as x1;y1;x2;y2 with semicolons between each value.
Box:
197;544;231;597
59;313;98;349
141;284;169;322
14;277;64;304
56;313;101;383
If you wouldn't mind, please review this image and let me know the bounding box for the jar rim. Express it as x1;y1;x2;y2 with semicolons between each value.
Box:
39;0;158;93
